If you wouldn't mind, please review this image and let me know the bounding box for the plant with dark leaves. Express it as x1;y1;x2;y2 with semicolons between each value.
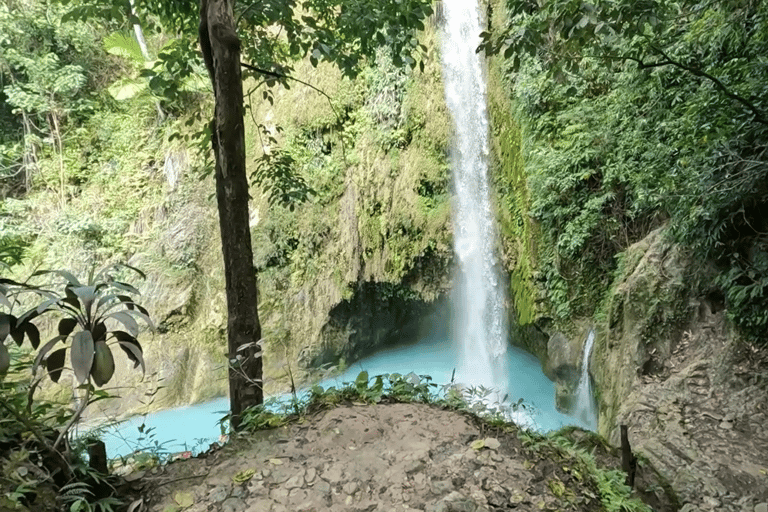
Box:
0;264;152;451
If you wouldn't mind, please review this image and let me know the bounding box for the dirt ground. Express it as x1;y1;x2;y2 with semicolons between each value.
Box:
119;401;668;512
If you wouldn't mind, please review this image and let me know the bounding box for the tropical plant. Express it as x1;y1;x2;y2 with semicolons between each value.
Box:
1;264;151;451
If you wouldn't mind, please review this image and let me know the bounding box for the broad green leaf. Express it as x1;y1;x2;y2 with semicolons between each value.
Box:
72;286;97;316
47;347;67;383
10;326;24;347
58;317;78;336
92;322;107;342
0;343;9;374
71;330;94;384
32;269;81;286
471;439;485;450
355;370;369;388
116;337;145;372
108;280;141;295
91;340;115;387
173;492;193;509
232;468;256;483
0;313;12;341
122;308;155;330
108;311;139;337
24;322;40;349
104;32;145;63
108;78;148;101
33;335;66;374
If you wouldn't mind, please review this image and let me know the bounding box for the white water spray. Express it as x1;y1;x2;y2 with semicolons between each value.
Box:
573;330;598;430
440;0;509;395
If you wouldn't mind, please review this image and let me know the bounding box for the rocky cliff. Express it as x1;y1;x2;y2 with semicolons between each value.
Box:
592;228;768;511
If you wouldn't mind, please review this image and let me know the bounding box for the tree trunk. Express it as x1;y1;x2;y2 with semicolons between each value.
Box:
127;0;151;61
199;0;263;431
128;0;165;120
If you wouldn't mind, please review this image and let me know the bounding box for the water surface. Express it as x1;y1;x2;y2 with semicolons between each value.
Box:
102;335;587;458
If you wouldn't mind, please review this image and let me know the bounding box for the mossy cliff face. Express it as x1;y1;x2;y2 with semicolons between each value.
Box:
485;17;552;368
591;227;692;438
248;31;453;386
11;27;453;416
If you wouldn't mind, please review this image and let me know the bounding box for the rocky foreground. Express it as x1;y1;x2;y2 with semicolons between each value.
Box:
122;401;671;512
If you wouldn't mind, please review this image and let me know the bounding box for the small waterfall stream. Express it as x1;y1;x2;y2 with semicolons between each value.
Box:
440;0;509;395
573;330;598;430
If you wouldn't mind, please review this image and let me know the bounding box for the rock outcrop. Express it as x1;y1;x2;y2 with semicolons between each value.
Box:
593;227;768;511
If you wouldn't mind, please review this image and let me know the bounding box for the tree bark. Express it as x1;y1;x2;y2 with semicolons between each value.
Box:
199;0;263;431
128;0;151;61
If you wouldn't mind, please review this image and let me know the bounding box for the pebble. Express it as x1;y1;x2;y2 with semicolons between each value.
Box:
269;488;289;500
221;497;246;512
207;487;229;503
344;481;360;495
756;503;768;512
322;466;344;484
285;473;305;489
314;480;331;495
431;479;454;495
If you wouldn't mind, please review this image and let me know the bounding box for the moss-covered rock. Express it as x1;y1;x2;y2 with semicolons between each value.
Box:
592;227;692;437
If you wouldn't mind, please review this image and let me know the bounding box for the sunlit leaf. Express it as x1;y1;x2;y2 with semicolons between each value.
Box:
91;340;115;387
71;330;94;384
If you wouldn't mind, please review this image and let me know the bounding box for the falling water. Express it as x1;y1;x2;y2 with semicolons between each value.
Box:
440;0;509;395
573;330;598;430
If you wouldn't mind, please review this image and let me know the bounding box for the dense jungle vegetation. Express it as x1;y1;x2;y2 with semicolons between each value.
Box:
485;0;768;342
1;0;767;508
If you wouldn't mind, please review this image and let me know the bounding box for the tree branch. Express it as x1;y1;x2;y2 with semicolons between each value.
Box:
603;48;767;126
240;62;347;159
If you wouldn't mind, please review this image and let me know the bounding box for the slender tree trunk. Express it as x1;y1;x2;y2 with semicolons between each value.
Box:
128;0;151;60
127;0;165;120
620;424;637;488
199;0;263;431
50;111;65;207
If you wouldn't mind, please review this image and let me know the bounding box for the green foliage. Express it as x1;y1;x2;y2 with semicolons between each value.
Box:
0;264;151;387
251;134;315;210
234;370;653;511
0;1;107;124
1;263;152;489
517;429;651;512
0;354;124;511
596;469;652;512
60;482;122;512
487;0;768;337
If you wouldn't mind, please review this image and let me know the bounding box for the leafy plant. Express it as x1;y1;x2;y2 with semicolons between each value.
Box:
1;264;151;451
60;482;122;512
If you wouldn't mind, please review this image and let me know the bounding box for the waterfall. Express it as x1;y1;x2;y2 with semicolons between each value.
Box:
440;0;509;396
573;330;598;430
